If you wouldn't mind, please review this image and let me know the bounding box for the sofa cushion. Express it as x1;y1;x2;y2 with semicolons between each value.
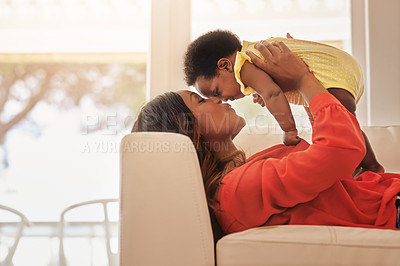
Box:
217;225;400;266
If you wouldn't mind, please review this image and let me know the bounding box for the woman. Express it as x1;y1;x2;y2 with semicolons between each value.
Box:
133;41;400;234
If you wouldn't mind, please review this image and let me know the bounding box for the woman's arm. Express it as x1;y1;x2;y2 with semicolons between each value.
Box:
220;94;367;230
240;61;300;146
218;42;367;229
246;40;328;103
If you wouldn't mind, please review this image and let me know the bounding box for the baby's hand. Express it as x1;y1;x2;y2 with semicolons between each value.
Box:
252;94;265;107
283;130;301;146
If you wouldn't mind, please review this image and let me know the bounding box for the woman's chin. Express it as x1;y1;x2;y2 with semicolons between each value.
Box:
232;116;246;139
239;116;246;128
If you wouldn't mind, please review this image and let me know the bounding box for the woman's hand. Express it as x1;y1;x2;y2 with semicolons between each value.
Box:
246;40;309;91
251;33;293;108
246;40;327;105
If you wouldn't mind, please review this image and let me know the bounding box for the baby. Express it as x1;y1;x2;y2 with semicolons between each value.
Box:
183;29;384;175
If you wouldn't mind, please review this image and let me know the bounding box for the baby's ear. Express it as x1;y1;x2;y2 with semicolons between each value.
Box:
217;58;233;71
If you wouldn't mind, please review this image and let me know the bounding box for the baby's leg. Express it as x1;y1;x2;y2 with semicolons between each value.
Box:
327;88;384;176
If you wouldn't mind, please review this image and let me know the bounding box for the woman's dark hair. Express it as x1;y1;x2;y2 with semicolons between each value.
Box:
132;92;245;208
183;30;242;86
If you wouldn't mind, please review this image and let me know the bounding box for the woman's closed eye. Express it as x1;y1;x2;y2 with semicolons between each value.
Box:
198;98;205;103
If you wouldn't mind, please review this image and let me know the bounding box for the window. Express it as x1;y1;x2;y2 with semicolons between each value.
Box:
191;0;351;130
0;1;149;264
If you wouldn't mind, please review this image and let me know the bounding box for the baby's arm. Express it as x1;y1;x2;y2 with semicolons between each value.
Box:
241;61;300;146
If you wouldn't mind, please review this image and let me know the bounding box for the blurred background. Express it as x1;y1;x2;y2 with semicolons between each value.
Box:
1;0;399;265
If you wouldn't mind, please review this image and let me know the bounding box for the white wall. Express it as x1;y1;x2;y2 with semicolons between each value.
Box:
147;0;191;101
352;0;400;126
367;0;400;126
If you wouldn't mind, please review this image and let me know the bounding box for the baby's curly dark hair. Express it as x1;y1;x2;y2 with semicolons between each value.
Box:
183;30;242;86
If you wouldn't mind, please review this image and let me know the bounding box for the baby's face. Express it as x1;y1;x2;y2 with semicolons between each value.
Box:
194;72;245;102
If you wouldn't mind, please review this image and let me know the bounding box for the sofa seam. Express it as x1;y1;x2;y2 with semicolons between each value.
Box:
328;226;337;243
221;239;400;249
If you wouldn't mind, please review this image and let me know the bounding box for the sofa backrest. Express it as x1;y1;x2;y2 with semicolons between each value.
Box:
234;125;400;173
361;126;400;173
233;125;311;157
119;132;214;266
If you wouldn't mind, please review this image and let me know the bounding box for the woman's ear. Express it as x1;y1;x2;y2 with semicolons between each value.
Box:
217;58;233;72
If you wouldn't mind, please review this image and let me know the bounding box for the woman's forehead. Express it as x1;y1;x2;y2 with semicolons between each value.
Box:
177;90;193;98
177;90;194;104
177;90;197;109
178;90;200;102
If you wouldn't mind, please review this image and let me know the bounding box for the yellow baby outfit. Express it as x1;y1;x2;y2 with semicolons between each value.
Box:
234;37;364;106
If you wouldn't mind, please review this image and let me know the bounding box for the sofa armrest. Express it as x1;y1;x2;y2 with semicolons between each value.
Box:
119;132;214;266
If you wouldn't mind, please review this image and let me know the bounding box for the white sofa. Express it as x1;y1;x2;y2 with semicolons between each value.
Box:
119;125;400;266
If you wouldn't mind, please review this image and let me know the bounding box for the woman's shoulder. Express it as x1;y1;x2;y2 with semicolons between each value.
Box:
246;139;309;162
246;143;285;162
220;139;309;185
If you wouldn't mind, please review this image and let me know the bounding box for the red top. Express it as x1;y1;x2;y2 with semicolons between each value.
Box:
214;93;400;234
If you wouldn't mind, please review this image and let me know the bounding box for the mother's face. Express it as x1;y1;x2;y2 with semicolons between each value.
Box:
178;90;245;141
